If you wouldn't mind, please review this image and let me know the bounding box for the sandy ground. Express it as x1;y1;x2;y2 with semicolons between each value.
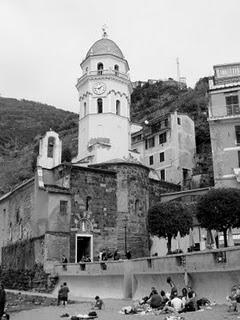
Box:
9;299;240;320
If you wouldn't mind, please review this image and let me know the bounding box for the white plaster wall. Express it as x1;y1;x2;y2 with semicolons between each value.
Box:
37;131;62;169
210;88;240;118
77;114;130;163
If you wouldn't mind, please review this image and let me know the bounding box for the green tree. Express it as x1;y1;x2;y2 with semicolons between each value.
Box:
148;201;193;253
197;188;240;247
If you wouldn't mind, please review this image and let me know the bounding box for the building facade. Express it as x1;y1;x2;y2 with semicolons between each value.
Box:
131;112;196;186
0;33;180;271
208;62;240;188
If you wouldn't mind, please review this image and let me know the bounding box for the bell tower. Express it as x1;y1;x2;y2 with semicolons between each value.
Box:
73;29;133;164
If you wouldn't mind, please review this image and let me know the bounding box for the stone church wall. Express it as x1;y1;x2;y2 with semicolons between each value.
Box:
1;235;44;270
94;162;151;258
69;166;117;262
149;178;181;208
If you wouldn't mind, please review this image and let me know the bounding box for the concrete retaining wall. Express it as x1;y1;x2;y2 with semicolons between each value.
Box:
54;247;240;303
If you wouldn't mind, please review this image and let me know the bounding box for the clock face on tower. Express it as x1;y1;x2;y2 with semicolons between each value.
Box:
93;82;106;95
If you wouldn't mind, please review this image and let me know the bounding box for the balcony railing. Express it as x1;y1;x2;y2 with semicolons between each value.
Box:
77;69;129;84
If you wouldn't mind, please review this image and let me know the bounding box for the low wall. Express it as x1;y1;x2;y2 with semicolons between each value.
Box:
53;261;125;299
54;247;240;303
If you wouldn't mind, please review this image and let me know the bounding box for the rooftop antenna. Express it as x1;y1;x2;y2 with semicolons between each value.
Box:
102;24;108;38
176;57;180;82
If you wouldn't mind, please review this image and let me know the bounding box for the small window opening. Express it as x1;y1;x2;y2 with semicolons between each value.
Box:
149;155;154;165
97;98;103;113
86;196;92;211
60;200;68;215
114;64;119;76
84;102;87;117
47;136;55;158
116;100;120;115
97;63;104;75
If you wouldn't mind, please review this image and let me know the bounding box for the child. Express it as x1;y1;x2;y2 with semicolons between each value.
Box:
92;296;104;310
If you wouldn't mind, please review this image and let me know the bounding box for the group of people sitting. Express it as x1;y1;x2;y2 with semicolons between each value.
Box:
139;277;200;314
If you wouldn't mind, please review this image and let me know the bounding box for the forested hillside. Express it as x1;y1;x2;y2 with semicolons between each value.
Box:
0;78;212;195
0;97;78;195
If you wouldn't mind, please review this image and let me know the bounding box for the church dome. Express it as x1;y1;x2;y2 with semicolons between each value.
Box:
86;38;124;59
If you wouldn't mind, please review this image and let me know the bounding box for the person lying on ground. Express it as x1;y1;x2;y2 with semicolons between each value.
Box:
92;296;104;310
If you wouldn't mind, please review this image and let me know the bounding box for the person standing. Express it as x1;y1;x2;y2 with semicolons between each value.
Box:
61;282;70;306
0;284;6;318
62;255;68;270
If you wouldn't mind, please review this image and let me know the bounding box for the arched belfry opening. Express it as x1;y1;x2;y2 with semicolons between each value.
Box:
114;64;119;76
97;62;103;75
37;131;62;169
47;136;55;158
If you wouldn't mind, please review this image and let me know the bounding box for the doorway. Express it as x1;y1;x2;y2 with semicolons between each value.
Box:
75;234;93;263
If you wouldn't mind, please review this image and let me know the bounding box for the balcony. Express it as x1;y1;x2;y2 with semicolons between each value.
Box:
77;69;130;86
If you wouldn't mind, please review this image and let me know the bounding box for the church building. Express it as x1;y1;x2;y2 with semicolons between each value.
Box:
0;31;180;272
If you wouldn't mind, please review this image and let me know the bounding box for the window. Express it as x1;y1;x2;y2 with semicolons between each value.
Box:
86;196;92;211
97;98;103;113
238;151;240;168
160;169;165;181
235;126;240;144
84;102;87;117
149;155;154;165
47;137;55;158
177;117;181;125
145;140;148;150
148;137;155;148
226;95;239;115
114;64;119;76
159;132;167;144
97;62;103;75
60;200;68;215
16;208;20;224
132;134;142;144
160;152;165;162
183;168;189;186
9;222;12;241
116;100;120;115
164;118;169;127
151;121;161;134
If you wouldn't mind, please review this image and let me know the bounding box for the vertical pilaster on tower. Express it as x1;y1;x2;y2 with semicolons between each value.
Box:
37;130;62;169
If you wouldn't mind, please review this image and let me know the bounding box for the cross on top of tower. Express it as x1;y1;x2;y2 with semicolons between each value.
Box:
102;24;108;38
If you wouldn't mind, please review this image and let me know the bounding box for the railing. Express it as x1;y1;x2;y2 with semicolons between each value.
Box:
77;69;129;84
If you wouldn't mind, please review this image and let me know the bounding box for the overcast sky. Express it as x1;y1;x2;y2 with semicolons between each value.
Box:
0;0;240;113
